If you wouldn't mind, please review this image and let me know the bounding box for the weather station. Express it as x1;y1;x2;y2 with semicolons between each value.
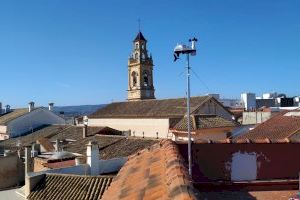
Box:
173;37;198;176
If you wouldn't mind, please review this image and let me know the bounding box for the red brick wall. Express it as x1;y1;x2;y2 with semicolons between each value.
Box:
177;143;300;182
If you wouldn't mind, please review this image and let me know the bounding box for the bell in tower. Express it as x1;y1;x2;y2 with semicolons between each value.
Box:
127;31;155;101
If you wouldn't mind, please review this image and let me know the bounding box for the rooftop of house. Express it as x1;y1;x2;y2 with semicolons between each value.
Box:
89;96;222;119
234;110;300;143
64;135;158;160
28;173;114;200
0;125;158;160
101;140;199;200
36;137;55;152
0;125;118;149
171;114;236;131
0;108;28;125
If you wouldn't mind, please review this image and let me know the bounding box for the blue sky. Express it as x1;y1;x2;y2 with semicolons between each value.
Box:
0;0;299;107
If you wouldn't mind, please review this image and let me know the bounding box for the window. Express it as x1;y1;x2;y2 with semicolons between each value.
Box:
132;71;137;87
135;43;139;49
143;71;149;86
135;53;139;59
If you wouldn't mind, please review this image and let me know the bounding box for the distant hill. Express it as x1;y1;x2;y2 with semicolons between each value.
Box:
52;104;106;118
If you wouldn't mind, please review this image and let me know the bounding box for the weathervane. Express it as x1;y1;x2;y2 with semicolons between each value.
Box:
138;18;141;31
173;37;198;176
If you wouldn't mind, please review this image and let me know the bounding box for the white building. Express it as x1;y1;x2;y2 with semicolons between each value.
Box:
0;102;65;140
241;93;256;111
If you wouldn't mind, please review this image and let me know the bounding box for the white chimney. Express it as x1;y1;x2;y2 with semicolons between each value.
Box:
28;102;35;112
83;124;88;139
55;139;59;152
48;102;54;111
86;141;99;176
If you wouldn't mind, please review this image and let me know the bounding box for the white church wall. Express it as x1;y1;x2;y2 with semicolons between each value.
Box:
88;118;170;138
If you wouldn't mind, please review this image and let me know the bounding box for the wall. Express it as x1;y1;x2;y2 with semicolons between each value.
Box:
0;154;24;189
195;100;233;121
242;112;272;125
99;157;127;174
177;143;300;182
7;108;65;138
173;129;230;141
0;125;7;134
88;118;170;138
36;164;90;175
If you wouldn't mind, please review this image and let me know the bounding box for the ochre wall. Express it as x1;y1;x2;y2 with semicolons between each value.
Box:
177;143;300;182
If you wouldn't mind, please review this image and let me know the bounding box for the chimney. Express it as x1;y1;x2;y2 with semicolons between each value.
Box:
86;141;99;176
55;139;59;152
48;102;54;111
83;124;88;138
25;147;32;174
28;102;35;112
31;143;40;157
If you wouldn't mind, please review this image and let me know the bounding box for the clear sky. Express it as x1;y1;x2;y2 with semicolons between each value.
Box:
0;0;299;107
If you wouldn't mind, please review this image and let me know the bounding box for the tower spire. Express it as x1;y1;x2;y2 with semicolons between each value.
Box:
127;31;155;101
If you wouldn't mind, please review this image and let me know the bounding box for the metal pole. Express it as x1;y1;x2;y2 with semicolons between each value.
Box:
186;53;192;176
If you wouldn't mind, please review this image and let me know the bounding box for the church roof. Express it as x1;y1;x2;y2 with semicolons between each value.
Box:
134;31;147;42
89;96;220;119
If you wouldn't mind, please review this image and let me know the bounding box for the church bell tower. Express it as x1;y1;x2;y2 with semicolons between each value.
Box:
127;31;155;101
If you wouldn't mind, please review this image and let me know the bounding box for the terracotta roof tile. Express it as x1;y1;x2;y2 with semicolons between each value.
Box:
28;173;113;200
101;140;199;200
234;110;300;143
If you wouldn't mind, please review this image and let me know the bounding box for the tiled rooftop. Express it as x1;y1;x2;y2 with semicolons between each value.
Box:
101;140;199;200
28;173;113;200
0;125;158;160
64;135;158;160
0;108;28;125
171;114;236;131
89;96;212;119
234;110;300;143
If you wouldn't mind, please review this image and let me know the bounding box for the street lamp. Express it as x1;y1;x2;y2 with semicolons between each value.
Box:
173;37;198;176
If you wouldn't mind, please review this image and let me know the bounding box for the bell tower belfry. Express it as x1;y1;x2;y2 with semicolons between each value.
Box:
127;32;155;101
